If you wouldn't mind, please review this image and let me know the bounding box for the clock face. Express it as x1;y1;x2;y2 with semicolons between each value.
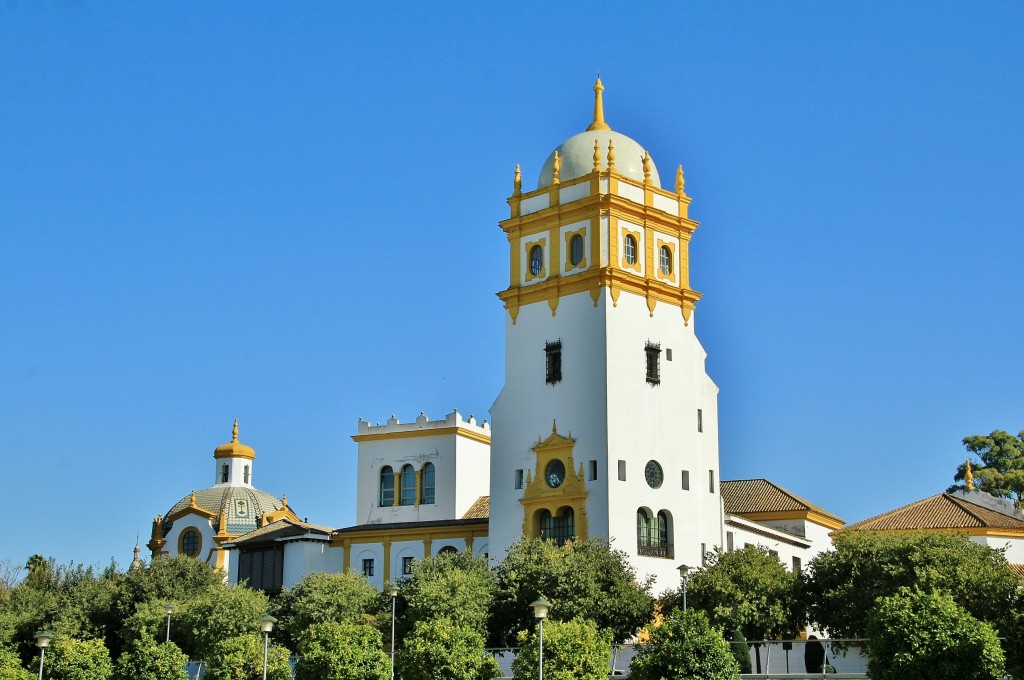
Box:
545;459;566;488
645;460;664;489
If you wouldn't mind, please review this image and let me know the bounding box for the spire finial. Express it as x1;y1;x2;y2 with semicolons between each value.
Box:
593;139;602;172
513;164;522;195
965;460;975;490
642;151;652;185
231;419;239;443
606;139;616;172
552;150;561;184
552;419;557;434
587;76;611;132
675;164;686;196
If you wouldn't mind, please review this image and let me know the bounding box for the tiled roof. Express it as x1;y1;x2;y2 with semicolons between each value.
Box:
721;479;843;523
163;485;287;536
1008;564;1024;580
462;496;490;519
229;518;332;546
845;493;1024;531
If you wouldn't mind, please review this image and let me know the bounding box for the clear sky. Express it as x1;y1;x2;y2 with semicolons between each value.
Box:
2;2;1022;570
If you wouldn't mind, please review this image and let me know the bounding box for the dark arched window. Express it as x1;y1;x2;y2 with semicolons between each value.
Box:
400;464;416;506
379;466;394;507
570;234;584;266
437;546;459;556
658;511;669;546
541;508;575;546
421;462;435;504
637;509;650;546
660;245;672;275
624;235;637;265
530;245;543;275
181;529;200;557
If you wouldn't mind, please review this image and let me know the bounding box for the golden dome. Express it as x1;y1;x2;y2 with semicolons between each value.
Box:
214;419;255;460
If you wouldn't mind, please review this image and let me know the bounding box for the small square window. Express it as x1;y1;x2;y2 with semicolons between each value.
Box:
545;340;562;384
792;556;802;573
617;460;626;481
588;460;597;481
645;342;661;385
514;469;524;490
709;469;716;493
666;348;673;361
701;543;707;566
681;470;690;490
402;556;414;575
362;558;374;578
726;531;734;551
697;408;703;433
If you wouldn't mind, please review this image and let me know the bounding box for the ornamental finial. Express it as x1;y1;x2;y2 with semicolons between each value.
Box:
593;139;602;172
513;164;522;195
675;164;686;196
231;419;239;443
587;76;610;132
643;151;652;185
552;151;561;184
552;419;557;434
606;139;616;172
965;460;975;490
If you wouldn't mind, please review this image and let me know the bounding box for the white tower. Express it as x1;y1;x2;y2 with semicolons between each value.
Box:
489;79;722;592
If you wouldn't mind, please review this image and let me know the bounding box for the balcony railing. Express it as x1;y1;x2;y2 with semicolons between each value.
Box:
637;541;673;559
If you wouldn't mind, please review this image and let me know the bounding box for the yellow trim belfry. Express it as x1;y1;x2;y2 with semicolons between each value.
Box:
520;422;589;541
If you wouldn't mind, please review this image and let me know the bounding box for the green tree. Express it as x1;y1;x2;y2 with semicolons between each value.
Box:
490;539;653;646
175;584;270;661
948;429;1024;508
0;645;30;680
1001;596;1024;680
272;571;380;649
662;546;798;673
203;634;291;680
112;638;188;680
34;636;113;680
510;618;611;680
395;617;499;680
799;530;1019;638
629;609;741;680
866;589;1004;680
399;551;494;636
294;621;389;680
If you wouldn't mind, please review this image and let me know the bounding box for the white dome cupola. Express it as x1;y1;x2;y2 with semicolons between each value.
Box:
213;419;255;486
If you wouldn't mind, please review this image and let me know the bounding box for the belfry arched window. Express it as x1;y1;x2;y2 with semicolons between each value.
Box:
421;462;435;504
540;508;575;546
624;235;637;265
530;245;544;276
570;234;584;266
400;464;416;506
379;466;395;507
660;245;672;275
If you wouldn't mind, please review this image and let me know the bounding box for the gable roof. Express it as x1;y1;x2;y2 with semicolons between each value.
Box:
845;493;1024;532
721;478;844;528
228;517;332;547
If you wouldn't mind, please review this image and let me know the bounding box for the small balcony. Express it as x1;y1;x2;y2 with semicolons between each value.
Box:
637;541;674;559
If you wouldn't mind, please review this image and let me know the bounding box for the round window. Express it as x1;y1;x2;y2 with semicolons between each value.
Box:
570;234;584;266
644;460;664;489
624;235;637;265
660;245;672;275
530;245;543;275
545;459;566;488
181;529;200;557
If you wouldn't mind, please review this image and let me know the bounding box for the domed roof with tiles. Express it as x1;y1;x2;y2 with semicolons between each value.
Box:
537;78;661;189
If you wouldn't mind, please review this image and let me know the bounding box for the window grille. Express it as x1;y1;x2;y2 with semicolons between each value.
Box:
362;558;374;577
421;462;435;504
645;342;661;385
545;340;562;384
400;465;416;506
379;466;395;506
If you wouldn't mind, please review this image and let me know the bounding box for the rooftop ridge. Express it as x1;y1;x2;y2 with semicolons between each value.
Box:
356;408;490;435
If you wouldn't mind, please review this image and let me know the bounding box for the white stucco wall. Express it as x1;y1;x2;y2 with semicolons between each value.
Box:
162;511;217;566
281;539;333;588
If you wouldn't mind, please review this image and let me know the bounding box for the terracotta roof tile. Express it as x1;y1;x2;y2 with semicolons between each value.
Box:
462;496;490;520
846;493;1024;531
721;479;843;523
1008;564;1024;580
229;517;332;545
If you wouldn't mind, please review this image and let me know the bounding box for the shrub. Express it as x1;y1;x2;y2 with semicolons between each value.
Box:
294;621;389;680
511;618;611;680
866;588;1004;680
113;638;188;680
34;636;113;680
272;571;381;649
629;609;740;680
396;618;499;680
203;633;291;680
0;645;30;680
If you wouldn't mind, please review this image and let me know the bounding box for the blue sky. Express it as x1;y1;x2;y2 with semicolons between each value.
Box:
2;2;1022;570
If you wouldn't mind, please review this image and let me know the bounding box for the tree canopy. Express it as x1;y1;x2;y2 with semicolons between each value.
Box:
399;550;494;636
948;428;1024;508
629;609;741;680
866;588;1005;680
271;571;381;649
510;618;612;680
490;538;654;646
800;530;1019;639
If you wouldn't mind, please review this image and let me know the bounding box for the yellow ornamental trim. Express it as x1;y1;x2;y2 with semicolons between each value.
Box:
519;424;589;541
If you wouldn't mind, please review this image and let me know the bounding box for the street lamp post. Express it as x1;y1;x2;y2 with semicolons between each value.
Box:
530;598;552;680
388;585;399;680
258;615;276;680
35;630;53;680
164;604;173;643
677;564;691;610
